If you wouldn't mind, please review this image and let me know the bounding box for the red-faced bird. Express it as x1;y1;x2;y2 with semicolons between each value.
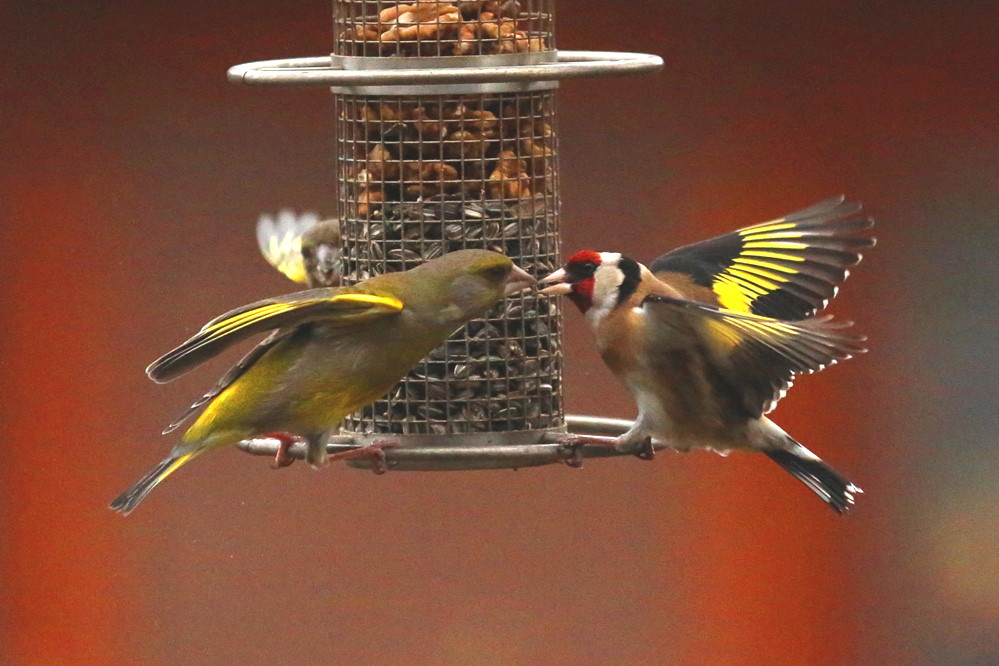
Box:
540;197;874;513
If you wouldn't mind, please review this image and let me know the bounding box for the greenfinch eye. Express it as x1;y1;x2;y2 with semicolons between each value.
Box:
481;264;509;281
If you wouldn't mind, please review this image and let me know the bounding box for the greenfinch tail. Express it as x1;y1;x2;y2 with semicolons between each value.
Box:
109;451;199;515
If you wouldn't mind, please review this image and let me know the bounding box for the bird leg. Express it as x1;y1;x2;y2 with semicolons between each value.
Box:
305;435;330;469
266;432;303;469
325;440;398;475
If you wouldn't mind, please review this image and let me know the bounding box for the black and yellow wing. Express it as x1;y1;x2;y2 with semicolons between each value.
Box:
649;197;875;320
643;294;866;419
256;210;320;284
147;289;404;383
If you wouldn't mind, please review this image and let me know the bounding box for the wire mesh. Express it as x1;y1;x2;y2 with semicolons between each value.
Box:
332;0;563;439
333;0;554;58
335;91;563;436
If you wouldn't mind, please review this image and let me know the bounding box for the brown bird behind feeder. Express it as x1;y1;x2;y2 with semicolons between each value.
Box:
257;210;343;287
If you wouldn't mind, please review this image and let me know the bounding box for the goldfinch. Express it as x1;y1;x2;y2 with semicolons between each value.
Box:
110;249;534;514
540;197;875;513
257;210;342;287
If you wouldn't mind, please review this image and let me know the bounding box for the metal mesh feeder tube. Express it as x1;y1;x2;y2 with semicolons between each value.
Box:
336;93;563;446
228;0;663;471
333;0;554;58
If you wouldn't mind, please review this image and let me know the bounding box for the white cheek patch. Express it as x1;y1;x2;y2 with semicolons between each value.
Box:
593;273;622;305
592;254;624;310
583;253;626;324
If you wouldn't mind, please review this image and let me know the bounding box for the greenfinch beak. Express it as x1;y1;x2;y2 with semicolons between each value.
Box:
504;264;536;296
538;268;573;296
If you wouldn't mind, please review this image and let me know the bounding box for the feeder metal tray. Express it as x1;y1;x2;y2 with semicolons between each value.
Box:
236;414;651;471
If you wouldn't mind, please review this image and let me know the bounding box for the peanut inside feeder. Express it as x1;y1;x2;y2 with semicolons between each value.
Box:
336;0;551;57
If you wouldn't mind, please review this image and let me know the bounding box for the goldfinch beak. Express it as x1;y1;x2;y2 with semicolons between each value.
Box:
538;268;573;296
503;264;536;296
314;245;342;286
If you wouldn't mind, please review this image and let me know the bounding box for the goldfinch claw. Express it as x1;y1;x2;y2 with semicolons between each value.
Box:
634;438;656;461
555;435;585;468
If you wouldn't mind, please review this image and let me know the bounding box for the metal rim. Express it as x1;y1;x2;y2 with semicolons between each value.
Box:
227;50;664;88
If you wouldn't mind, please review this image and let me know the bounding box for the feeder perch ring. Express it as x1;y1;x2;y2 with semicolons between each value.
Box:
227;50;664;93
235;415;654;471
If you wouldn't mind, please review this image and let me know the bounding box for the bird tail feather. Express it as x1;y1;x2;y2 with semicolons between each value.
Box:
764;437;862;514
109;452;196;515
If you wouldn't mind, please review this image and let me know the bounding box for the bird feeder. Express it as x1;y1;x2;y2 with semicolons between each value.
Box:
228;0;662;470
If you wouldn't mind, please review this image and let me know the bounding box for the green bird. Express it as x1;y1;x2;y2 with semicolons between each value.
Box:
110;249;535;515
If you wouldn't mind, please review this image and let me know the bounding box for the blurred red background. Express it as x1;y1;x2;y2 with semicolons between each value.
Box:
1;2;996;664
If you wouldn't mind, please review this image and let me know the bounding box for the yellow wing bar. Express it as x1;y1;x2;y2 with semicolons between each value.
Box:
649;197;875;320
330;293;403;310
148;289;404;383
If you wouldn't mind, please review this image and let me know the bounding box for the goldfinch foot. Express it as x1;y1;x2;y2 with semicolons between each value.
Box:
556;434;629;467
612;436;656;460
634;437;656;461
554;435;585;468
267;433;302;469
326;440;398;474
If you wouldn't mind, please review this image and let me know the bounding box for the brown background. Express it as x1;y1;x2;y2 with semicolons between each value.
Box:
1;2;997;664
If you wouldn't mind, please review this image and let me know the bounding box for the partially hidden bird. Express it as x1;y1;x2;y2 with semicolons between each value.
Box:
257;210;343;287
110;249;534;515
539;197;874;513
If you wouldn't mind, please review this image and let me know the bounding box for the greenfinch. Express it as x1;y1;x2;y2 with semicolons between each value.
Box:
111;249;534;514
540;197;874;513
257;210;342;287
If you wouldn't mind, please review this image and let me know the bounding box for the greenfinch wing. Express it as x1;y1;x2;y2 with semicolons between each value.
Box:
160;329;290;434
147;290;404;383
642;294;866;420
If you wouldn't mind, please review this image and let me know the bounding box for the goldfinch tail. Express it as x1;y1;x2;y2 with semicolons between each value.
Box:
109;452;196;515
764;438;862;514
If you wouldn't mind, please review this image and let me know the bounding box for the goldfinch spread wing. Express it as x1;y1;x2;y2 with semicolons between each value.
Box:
147;289;404;383
643;294;866;419
649;197;875;320
256;210;320;284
